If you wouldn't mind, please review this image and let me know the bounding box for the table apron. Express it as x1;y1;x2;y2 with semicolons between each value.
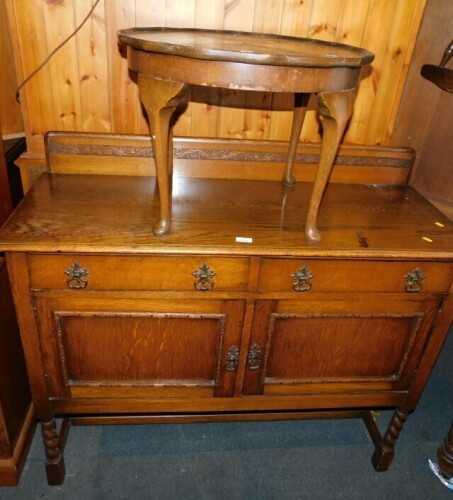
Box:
128;49;362;94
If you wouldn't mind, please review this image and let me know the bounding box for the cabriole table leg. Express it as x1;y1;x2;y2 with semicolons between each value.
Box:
304;89;355;244
283;93;310;187
137;75;189;236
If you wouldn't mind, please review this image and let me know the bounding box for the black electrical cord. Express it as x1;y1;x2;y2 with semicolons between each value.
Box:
15;0;101;103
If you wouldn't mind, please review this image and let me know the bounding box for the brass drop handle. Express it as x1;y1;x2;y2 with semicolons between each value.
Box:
291;265;314;292
247;343;262;371
64;261;89;289
224;346;240;372
192;263;216;291
404;267;425;293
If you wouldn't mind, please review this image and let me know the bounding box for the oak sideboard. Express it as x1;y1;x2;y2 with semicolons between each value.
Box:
0;173;452;485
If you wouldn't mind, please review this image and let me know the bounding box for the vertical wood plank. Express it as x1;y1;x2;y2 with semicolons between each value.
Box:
382;0;426;146
4;0;430;153
42;0;83;131
223;0;255;31
135;0;165;27
195;0;225;27
218;0;255;138
75;0;111;133
391;0;451;151
337;0;370;144
166;0;196;137
280;0;313;37
243;0;283;140
365;0;425;145
9;0;56;153
335;0;370;46
307;0;342;42
191;0;225;138
0;0;23;136
268;0;314;142
300;0;343;143
105;1;139;134
134;0;166;135
346;0;395;144
390;0;452;203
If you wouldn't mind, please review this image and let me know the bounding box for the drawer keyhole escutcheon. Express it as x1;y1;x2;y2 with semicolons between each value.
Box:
192;263;216;291
224;345;240;372
291;266;314;292
404;267;425;293
247;343;262;371
64;261;89;289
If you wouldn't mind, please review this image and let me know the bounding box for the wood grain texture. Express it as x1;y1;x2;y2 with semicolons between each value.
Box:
4;0;426;154
15;133;414;195
2;169;453;483
3;177;452;482
1;173;452;259
122;28;370;241
0;257;34;486
0;130;13;222
42;0;82;132
0;120;34;486
0;0;23;136
42;132;414;185
391;0;453;204
5;0;56;153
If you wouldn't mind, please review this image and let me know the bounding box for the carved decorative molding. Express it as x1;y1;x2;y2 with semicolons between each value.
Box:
47;142;412;169
48;143;153;158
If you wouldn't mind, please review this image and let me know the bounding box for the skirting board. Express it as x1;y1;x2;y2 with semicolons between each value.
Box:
15;134;415;193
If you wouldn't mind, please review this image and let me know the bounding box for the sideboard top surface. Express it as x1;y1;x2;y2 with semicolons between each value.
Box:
0;173;452;259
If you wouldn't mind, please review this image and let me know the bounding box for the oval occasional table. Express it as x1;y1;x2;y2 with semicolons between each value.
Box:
118;28;374;243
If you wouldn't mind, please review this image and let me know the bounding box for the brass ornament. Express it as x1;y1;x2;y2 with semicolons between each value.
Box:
291;265;314;292
247;343;262;371
192;263;216;291
404;267;425;293
64;261;89;289
224;345;240;372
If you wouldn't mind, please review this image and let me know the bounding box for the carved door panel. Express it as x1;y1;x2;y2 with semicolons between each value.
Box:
243;297;442;396
33;296;244;399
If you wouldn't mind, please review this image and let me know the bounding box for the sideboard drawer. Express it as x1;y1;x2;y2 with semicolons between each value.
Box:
28;254;250;292
257;258;453;294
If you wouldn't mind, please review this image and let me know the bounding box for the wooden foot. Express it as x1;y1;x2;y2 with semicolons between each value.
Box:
305;90;355;244
137;76;189;236
437;420;453;477
41;418;66;485
283;93;310;187
371;407;408;471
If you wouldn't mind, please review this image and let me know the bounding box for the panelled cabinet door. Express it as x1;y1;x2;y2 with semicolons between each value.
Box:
33;296;244;399
243;298;442;396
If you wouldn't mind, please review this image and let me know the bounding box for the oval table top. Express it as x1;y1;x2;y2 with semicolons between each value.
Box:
118;28;374;68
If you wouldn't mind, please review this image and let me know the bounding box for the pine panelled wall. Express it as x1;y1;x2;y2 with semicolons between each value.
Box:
4;0;426;156
0;0;23;137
